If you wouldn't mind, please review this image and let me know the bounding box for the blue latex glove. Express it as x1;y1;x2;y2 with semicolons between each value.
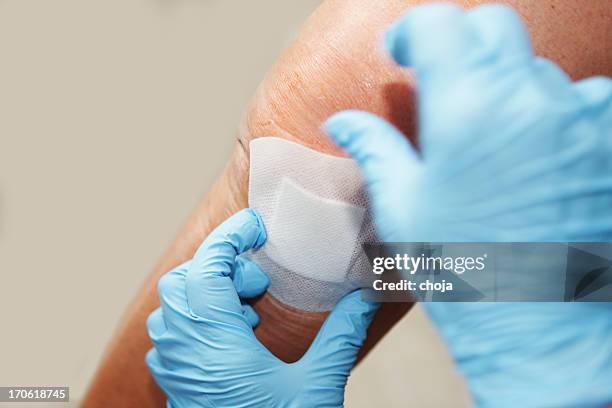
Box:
146;209;379;408
325;4;612;408
327;4;612;244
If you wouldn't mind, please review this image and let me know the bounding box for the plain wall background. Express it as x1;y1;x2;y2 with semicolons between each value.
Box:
0;1;469;406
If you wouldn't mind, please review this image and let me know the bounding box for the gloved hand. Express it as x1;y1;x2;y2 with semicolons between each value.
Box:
326;4;612;244
324;4;612;408
146;209;379;408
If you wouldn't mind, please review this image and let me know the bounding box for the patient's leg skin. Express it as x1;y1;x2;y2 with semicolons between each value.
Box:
82;0;612;406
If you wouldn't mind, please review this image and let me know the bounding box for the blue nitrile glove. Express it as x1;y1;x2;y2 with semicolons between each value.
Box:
325;4;612;408
146;209;379;408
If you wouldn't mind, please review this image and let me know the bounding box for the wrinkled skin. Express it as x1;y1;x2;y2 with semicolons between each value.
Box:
83;0;612;406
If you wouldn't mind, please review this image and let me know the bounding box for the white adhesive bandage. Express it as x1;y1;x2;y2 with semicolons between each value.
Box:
246;137;376;311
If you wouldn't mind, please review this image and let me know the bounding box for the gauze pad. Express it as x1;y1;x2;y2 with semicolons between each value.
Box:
246;137;377;311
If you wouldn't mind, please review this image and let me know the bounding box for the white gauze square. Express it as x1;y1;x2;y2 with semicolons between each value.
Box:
264;178;366;283
246;137;378;311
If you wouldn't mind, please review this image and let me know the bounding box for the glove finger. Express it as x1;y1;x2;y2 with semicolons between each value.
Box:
157;259;194;317
233;256;270;298
145;348;176;397
242;303;260;327
146;348;166;373
186;209;266;331
524;58;572;104
465;4;532;62
303;290;379;368
147;308;167;343
574;76;612;114
156;261;193;327
384;4;477;73
325;110;421;240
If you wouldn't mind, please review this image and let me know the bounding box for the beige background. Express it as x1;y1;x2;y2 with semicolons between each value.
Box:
0;1;468;406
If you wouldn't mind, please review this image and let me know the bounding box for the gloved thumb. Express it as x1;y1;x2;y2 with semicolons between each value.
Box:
302;290;379;373
185;209;266;331
324;110;422;240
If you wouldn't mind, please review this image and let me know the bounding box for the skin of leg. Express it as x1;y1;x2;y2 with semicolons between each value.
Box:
82;0;612;406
